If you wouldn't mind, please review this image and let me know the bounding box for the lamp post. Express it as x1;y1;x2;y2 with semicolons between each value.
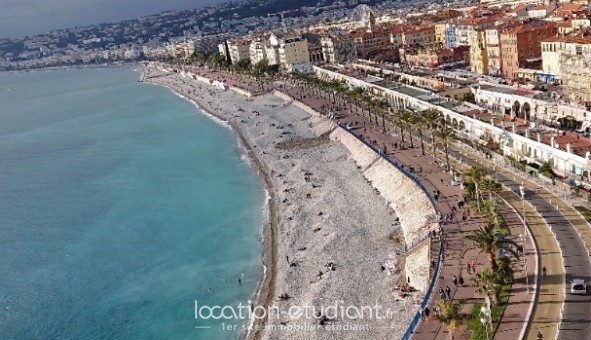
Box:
519;184;526;235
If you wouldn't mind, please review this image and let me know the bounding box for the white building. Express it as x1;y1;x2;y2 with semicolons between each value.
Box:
320;35;357;64
313;65;591;180
249;36;267;64
226;38;251;64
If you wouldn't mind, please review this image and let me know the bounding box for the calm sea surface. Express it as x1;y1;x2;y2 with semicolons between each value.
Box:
0;68;264;339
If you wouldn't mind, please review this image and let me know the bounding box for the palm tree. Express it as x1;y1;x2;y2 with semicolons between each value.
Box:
479;176;501;200
433;123;456;171
463;166;487;211
326;79;343;104
361;92;378;123
495;256;514;285
431;299;467;340
411;114;427;154
396;109;414;144
375;99;390;131
333;81;349;107
466;223;520;270
481;197;504;226
422;108;443;154
351;87;366;115
472;269;502;305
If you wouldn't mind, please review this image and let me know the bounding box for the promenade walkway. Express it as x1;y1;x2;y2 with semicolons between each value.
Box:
274;82;538;340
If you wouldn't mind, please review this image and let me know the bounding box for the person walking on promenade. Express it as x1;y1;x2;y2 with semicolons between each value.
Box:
467;262;471;274
459;275;465;286
453;275;458;286
470;260;476;273
445;286;452;300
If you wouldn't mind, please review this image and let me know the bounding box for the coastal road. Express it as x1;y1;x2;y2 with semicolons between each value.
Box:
451;145;591;340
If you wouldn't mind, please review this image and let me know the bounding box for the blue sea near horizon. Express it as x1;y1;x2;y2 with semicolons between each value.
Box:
0;68;265;339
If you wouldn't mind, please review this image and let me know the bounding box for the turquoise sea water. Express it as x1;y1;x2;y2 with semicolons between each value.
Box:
0;68;264;339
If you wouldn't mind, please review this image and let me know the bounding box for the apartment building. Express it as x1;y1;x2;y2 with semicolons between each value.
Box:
500;22;557;78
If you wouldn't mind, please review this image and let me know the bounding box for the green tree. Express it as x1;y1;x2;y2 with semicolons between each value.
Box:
472;269;502;305
410;114;427;155
494;256;514;285
393;109;413;144
233;58;252;74
433;123;456;171
463;166;487;211
431;299;467;340
479;176;501;200
466;223;520;271
422;108;443;154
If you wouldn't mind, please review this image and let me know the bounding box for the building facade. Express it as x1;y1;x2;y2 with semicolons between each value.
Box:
278;35;310;70
226;38;251;64
469;30;488;74
321;35;357;64
500;23;557;78
560;37;591;103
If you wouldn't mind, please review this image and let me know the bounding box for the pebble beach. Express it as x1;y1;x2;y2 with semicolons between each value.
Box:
142;65;433;340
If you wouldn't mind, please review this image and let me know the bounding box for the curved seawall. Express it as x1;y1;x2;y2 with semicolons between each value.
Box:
328;128;436;291
282;93;438;292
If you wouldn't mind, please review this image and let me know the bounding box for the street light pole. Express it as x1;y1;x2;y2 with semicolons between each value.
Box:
519;184;526;237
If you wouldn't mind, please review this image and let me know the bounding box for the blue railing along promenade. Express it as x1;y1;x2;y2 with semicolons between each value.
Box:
338;124;443;340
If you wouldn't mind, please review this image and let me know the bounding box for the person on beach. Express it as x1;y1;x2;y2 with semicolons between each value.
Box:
542;266;547;277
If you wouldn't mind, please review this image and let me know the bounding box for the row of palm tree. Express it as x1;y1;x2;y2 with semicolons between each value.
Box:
387;107;456;170
290;73;461;171
463;166;519;306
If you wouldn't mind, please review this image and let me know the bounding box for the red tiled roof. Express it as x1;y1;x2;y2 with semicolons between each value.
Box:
510;4;529;13
531;4;549;11
556;4;583;12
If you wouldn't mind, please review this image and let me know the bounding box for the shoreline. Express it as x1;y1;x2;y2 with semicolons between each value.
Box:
144;77;278;340
144;65;432;339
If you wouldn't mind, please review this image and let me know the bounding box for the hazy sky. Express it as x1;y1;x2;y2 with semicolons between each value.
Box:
0;0;228;38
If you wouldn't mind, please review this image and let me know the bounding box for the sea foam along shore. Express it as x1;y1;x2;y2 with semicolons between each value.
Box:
143;65;435;340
